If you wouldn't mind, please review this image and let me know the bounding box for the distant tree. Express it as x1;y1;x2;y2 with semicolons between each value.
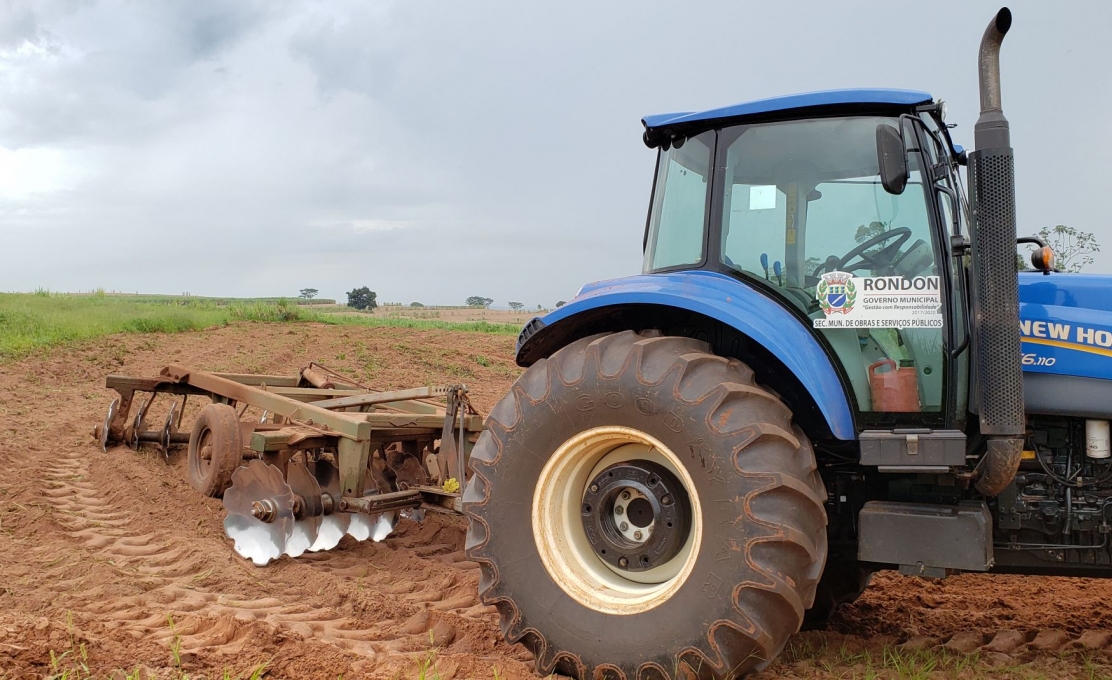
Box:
854;221;889;244
1038;225;1100;272
508;301;524;311
537;304;543;311
410;301;424;308
556;300;566;308
466;296;494;308
299;288;319;299
852;220;896;263
347;287;378;310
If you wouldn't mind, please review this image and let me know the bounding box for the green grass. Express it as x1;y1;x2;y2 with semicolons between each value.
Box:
73;291;336;305
0;292;520;361
774;637;1112;680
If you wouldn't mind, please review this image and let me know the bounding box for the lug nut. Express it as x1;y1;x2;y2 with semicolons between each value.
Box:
633;530;643;540
615;505;624;515
590;484;598;493
620;522;629;532
618;556;628;567
661;495;672;506
621;490;631;501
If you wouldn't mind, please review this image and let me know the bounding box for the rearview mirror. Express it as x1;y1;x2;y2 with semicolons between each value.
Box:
876;124;908;195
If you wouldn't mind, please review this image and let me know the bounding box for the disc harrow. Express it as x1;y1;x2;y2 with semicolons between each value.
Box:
92;362;481;565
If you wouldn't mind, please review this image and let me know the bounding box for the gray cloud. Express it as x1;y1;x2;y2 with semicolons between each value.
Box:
0;0;1109;309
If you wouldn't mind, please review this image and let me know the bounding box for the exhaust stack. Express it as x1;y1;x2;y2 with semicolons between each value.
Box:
968;7;1024;496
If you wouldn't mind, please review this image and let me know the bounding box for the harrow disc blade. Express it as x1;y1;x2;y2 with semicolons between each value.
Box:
129;398;148;450
287;521;317;558
346;512;374;541
223;460;295;566
308;457;346;552
158;402;177;459
309;513;349;552
347;510;397;542
372;511;397;542
99;398;119;452
284;460;322;559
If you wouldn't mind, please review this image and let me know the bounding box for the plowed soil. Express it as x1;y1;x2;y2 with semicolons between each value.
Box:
1;323;1110;679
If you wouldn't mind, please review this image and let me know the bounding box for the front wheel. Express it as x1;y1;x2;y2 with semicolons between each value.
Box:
464;331;828;679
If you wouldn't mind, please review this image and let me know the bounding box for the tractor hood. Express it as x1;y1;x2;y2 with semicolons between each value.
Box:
1019;272;1112;381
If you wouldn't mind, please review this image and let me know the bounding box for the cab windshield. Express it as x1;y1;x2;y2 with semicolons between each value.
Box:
718;117;935;306
644;116;945;415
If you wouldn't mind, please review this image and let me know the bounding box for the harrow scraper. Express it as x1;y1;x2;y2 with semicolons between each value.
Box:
92;363;482;565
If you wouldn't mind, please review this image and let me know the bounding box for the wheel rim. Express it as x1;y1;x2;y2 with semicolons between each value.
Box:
532;426;702;615
195;428;213;479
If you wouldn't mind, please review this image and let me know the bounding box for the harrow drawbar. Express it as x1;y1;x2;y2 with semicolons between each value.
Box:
93;362;481;565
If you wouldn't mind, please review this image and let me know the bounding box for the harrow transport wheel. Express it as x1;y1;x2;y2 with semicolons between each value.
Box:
464;331;828;679
188;403;244;498
801;562;873;630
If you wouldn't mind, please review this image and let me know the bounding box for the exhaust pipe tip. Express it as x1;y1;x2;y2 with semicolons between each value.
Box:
976;6;1012;150
994;7;1012;36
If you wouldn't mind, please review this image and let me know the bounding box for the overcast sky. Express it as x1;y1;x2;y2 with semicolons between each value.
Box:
1;0;1108;307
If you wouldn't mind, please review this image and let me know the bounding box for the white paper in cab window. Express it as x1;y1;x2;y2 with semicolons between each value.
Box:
749;185;776;210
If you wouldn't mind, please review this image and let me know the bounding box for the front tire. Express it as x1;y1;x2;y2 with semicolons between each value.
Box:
464;331;827;678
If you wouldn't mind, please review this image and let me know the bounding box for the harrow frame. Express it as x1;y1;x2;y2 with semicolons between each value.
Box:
93;362;482;561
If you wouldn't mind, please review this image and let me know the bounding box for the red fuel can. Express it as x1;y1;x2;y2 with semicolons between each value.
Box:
868;359;921;412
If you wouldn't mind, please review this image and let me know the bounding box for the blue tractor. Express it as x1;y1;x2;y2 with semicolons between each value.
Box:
464;8;1111;678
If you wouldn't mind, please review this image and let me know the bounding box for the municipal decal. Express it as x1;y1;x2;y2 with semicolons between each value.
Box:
814;272;943;329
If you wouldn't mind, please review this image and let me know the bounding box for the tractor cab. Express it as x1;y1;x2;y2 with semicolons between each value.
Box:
641;91;968;427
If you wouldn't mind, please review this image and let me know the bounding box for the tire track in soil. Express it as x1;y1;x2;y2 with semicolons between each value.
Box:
0;326;534;679
36;443;514;675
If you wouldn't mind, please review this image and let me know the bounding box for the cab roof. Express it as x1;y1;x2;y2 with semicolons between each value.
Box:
642;88;933;136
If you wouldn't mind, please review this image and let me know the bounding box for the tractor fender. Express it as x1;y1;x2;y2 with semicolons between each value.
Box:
517;270;855;441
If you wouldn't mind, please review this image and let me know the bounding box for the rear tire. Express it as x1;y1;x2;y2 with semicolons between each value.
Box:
464;331;828;679
188;403;243;498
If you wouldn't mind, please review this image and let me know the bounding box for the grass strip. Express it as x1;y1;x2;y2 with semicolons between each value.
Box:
0;292;520;361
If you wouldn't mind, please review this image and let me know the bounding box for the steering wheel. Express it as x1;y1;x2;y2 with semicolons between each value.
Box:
812;227;912;278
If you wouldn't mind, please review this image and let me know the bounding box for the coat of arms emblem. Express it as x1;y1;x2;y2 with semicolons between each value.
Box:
816;271;857;315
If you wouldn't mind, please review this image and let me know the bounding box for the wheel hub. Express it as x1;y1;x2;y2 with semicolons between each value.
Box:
581;460;690;572
532;428;703;614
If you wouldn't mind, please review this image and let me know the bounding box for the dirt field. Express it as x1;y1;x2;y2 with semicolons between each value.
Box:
1;323;1111;679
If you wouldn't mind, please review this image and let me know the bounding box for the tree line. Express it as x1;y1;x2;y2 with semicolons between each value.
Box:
321;290;566;311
